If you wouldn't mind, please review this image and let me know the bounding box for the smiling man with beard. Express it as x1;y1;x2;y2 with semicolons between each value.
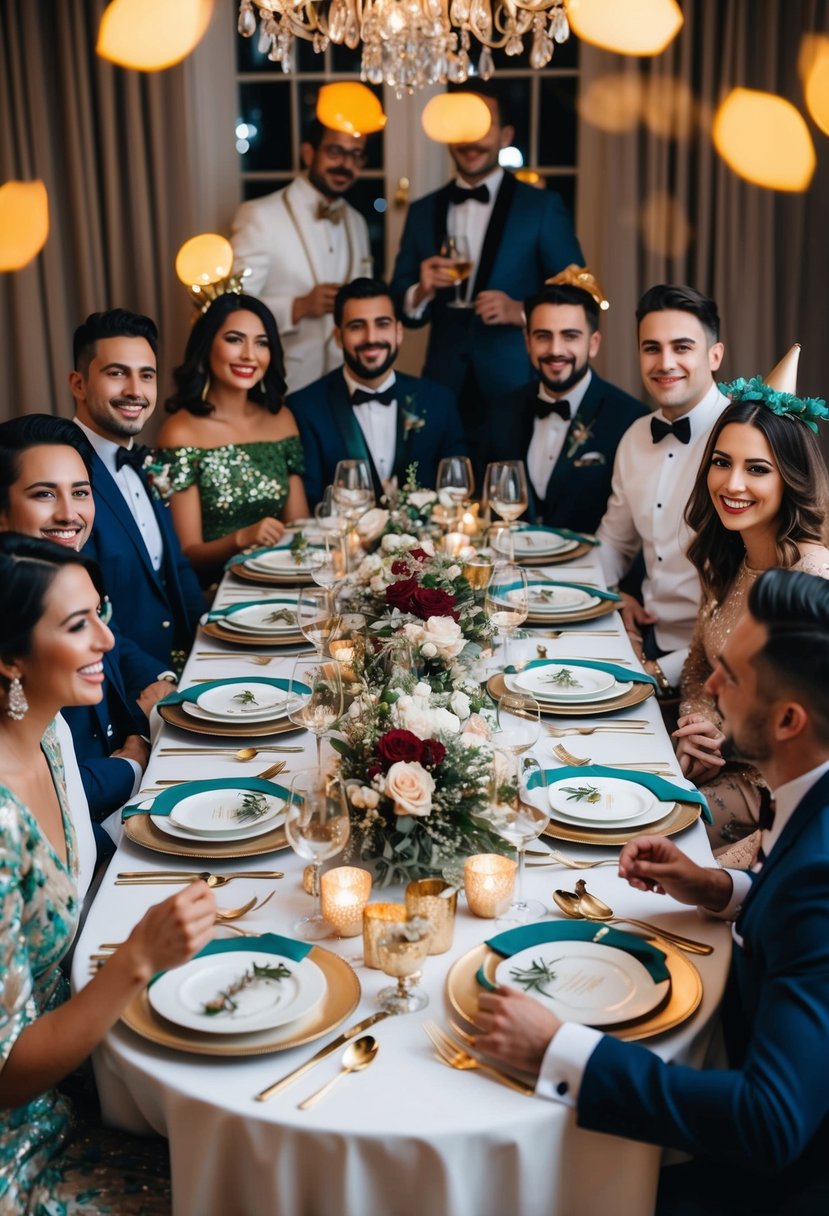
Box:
484;276;647;533
288;277;467;506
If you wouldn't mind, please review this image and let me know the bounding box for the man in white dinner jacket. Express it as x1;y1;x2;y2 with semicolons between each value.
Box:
230;120;372;393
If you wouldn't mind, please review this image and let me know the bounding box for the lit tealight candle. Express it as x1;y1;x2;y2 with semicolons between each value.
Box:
443;531;469;559
461;504;480;535
463;854;517;918
320;867;372;937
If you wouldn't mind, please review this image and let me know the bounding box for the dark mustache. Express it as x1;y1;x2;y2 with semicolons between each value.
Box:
356;344;391;354
112;397;150;406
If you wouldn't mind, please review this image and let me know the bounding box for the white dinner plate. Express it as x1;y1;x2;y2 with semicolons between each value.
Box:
182;700;294;726
546;776;664;828
148;949;326;1035
167;788;285;837
520;584;601;615
494;530;577;558
246;549;325;575
215;602;299;635
504;672;633;705
495;940;669;1027
194;683;291;722
513;664;616;702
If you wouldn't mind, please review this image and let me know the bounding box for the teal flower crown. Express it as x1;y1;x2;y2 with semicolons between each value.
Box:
719;376;829;434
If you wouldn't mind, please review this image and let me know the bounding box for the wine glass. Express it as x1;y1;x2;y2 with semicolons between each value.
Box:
287;657;343;770
297;588;342;658
310;534;347;611
486;733;548;925
285;768;351;940
440;233;473;309
484;461;529;560
436;456;475;531
332;459;374;524
314;485;348;538
484;562;528;667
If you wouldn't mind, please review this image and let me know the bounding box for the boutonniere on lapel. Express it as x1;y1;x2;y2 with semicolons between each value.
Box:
142;457;173;502
402;395;426;436
565;417;595;460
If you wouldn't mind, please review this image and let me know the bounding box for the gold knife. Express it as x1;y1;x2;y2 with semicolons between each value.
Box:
255;1010;391;1101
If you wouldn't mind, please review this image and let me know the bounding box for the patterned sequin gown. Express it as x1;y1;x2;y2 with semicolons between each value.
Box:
680;549;829;851
0;726;170;1215
156;437;305;542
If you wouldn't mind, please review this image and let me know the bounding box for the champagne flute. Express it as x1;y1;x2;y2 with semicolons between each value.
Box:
486;719;548;924
297;587;342;658
484;562;528;668
436;456;475;531
440;233;473;309
332;459;374;573
484;461;529;561
287;657;343;771
285;767;351;940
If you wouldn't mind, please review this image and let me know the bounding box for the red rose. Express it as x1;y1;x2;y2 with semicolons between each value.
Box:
409;548;430;562
376;729;424;769
410;586;459;621
420;738;446;769
390;559;412;576
385;577;418;613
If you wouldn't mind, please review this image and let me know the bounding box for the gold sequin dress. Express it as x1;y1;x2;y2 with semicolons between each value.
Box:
680;549;829;849
156;437;305;541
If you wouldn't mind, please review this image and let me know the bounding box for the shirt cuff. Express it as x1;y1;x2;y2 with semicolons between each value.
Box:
710;869;750;920
403;283;429;320
156;671;178;685
657;648;687;688
535;1023;605;1107
121;757;143;799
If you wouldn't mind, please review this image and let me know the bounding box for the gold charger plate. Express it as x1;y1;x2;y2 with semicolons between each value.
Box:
200;621;307;648
525;595;618;625
487;672;654;716
446;939;702;1042
517;541;594;566
543;800;701;845
120;943;361;1057
158;701;301;738
122;812;289;859
231;564;316;587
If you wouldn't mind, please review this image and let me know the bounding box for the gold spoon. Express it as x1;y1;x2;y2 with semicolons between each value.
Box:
297;1036;379;1110
552;886;713;955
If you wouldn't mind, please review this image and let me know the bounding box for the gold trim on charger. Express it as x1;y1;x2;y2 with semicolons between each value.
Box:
231;564;316;587
486;672;654;717
120;944;361;1057
122;811;288;859
524;595;617;624
200;621;307;648
514;540;594;566
158;701;302;738
543;800;701;845
446;939;702;1042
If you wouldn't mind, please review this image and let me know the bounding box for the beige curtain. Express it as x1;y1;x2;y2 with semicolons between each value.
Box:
577;0;829;436
0;0;239;425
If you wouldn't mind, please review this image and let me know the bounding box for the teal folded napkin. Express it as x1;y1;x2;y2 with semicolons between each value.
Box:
526;765;712;825
224;540;295;570
505;657;656;687
149;932;311;987
122;776;290;820
527;579;621;603
158;676;307;709
520;525;600;547
477;921;669;988
207;597;298;621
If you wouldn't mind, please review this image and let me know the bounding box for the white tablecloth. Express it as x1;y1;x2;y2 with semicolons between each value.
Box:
71;548;731;1216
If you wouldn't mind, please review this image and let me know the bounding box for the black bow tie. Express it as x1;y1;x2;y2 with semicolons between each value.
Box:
535;397;571;422
758;791;777;833
449;183;490;206
351;385;396;407
115;443;151;471
650;415;691;445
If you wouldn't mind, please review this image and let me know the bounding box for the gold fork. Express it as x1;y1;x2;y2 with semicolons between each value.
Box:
551;743;671;770
526;849;619;869
545;723;651;737
195;654;277;665
146;761;287;791
422;1023;534;1095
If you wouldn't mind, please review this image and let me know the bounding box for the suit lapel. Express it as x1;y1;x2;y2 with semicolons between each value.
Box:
327;374;384;500
433;184;454;254
542;375;602;516
741;771;829;915
472;172;517;296
90;453;159;581
392;373;416;485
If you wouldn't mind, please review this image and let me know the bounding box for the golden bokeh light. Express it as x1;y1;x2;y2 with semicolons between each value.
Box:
97;0;214;72
316;83;386;137
421;94;492;144
0;181;49;272
568;0;683;57
713;88;816;192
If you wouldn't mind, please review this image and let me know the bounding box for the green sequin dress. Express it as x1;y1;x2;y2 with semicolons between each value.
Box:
0;725;171;1215
156;438;305;542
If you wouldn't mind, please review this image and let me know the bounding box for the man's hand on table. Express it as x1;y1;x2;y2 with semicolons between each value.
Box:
619;591;656;662
476;987;561;1076
112;733;150;770
619;836;732;912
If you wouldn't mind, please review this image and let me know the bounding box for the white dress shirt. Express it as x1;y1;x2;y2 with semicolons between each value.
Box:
527;370;593;501
597;384;729;686
536;757;829;1108
75;421;163;571
343;369;398;482
404;167;505;318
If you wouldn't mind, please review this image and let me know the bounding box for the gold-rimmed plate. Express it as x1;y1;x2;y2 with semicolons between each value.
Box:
158;700;301;738
120;943;361;1057
516;542;595;566
231;565;318;587
525;596;618;624
122;811;289;858
446;939;702;1042
200;621;307;647
487;672;654;716
543;800;701;845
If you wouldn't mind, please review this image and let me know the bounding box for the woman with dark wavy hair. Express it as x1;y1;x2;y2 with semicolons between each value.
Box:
674;391;829;852
156;292;309;581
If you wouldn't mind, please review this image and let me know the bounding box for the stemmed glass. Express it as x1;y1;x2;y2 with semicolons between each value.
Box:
436;456;475;531
484;460;529;561
440;233;473;309
315;485;348;538
310;534;348;612
376;917;433;1013
484;562;528;668
296;588;342;658
332;459;374;573
287;657;343;770
285;768;351;940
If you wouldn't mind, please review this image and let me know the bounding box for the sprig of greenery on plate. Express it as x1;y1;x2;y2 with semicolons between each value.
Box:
202;962;292;1016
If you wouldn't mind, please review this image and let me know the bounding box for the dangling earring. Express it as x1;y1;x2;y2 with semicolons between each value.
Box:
201;370;211;403
7;676;28;721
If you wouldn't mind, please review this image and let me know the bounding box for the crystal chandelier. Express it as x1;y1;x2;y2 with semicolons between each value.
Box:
237;0;571;94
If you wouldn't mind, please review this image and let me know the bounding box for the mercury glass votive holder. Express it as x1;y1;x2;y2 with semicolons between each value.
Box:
362;902;408;969
320;867;372;937
463;854;517;918
405;879;458;954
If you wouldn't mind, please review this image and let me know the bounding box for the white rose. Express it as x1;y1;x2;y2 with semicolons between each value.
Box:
408;489;438;510
386;761;435;817
432;706;461;735
417;537;436;557
356;508;390;543
421;642;438;659
413;681;432;699
446;564;461;580
394;694;436;739
402;622;426;650
357;554;382;579
369;575;388;593
462;712;490;738
449;690;471;721
420;615;465;661
381;533;405;552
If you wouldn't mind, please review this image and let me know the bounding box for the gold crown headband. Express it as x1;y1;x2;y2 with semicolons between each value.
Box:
545;264;610;312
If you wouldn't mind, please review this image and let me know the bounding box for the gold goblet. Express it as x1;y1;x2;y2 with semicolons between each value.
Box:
376;916;432;1014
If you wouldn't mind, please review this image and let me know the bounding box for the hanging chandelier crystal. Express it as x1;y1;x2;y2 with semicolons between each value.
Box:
237;0;570;94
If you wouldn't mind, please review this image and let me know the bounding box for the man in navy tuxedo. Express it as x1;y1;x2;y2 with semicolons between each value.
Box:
478;567;829;1216
485;280;646;533
69;309;204;679
288;277;467;507
389;84;583;480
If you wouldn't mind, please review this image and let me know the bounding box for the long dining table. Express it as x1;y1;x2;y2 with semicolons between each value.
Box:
71;538;732;1216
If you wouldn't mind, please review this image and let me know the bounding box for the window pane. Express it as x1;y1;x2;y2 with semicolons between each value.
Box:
238;82;293;172
542;173;576;219
341;178;387;278
242;177;293;203
538;77;578;168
